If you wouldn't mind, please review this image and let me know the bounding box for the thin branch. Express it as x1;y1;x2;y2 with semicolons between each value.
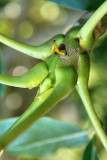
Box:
0;33;64;60
78;1;107;51
0;62;49;89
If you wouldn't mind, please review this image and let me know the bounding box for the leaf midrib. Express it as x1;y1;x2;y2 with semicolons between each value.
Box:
8;131;88;151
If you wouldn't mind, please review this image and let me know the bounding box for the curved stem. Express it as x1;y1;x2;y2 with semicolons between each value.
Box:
0;33;64;60
76;84;107;150
0;88;54;151
0;66;77;150
0;62;49;88
78;1;107;51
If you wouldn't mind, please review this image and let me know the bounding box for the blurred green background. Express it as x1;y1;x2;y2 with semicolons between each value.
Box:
0;0;107;160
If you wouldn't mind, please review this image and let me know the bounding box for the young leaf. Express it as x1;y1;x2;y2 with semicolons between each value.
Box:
0;49;5;97
47;0;105;10
83;137;99;160
0;117;89;158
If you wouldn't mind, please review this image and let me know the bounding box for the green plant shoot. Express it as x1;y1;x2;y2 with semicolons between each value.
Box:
0;1;107;154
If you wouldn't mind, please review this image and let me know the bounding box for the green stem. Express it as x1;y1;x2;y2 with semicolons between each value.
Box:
76;52;107;150
76;85;107;150
0;88;53;150
78;1;107;51
0;66;77;150
0;33;64;60
0;62;49;89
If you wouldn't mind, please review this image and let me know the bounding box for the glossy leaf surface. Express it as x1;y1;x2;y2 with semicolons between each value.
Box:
0;117;88;157
83;137;99;160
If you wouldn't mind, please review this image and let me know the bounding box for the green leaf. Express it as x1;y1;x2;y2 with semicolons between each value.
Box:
83;137;99;160
0;49;5;97
47;0;105;10
0;117;88;158
91;31;107;63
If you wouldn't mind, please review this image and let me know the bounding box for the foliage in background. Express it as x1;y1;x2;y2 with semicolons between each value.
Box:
0;0;10;9
83;137;99;160
0;0;107;160
47;0;105;10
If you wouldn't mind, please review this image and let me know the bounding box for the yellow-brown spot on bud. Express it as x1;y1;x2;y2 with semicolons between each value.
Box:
52;40;66;55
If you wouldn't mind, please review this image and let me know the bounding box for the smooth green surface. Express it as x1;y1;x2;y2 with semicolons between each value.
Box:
0;49;5;97
0;66;77;150
83;137;99;160
91;30;107;57
0;33;64;60
66;26;81;38
0;117;88;157
90;30;107;134
39;77;52;95
77;52;90;85
47;0;105;10
76;53;107;150
0;62;49;88
46;54;59;85
64;36;79;48
78;1;107;51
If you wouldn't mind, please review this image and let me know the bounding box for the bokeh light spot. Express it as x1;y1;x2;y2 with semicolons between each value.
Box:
40;2;60;22
4;2;21;19
5;92;23;110
0;20;14;36
18;21;34;39
12;66;28;76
